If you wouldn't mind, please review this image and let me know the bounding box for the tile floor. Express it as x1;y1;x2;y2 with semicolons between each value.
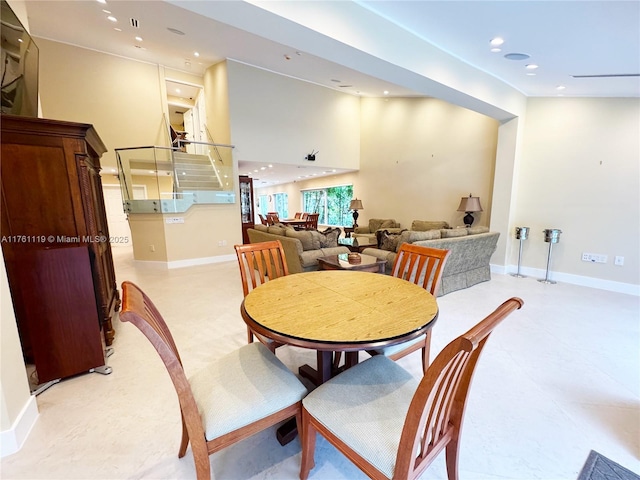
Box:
2;247;639;480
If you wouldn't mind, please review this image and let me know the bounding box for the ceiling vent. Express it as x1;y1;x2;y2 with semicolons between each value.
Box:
130;18;140;28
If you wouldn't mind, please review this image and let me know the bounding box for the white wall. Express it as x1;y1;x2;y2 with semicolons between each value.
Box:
226;60;361;171
510;97;639;287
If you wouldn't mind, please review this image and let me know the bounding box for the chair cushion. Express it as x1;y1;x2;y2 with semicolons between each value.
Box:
303;356;418;478
189;343;307;441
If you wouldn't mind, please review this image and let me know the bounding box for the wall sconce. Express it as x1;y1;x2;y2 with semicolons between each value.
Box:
456;194;483;226
349;198;364;228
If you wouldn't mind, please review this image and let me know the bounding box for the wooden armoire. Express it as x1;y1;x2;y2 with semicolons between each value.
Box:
1;114;120;383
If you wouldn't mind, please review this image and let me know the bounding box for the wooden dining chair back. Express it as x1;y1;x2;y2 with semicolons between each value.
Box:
368;243;451;372
300;297;524;480
119;281;307;480
266;212;280;225
234;241;289;350
303;213;319;230
258;213;268;225
294;212;302;219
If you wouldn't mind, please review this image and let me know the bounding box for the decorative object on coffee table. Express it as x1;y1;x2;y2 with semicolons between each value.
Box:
511;226;529;278
457;193;483;226
349;198;364;228
317;253;386;273
539;228;562;284
347;252;361;264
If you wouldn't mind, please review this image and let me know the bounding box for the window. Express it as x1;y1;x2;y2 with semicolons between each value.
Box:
302;185;353;226
273;193;288;219
258;195;268;216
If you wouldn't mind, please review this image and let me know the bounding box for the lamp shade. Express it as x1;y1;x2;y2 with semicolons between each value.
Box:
457;194;483;213
349;199;364;210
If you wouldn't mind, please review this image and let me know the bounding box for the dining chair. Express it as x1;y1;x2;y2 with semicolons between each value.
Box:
234;240;289;352
300;297;524;480
258;213;268;225
119;281;307;480
294;212;302;219
266;213;280;225
303;212;319;230
367;243;451;372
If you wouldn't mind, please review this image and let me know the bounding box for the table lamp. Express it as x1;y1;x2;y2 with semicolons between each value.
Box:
457;194;483;226
349;199;363;228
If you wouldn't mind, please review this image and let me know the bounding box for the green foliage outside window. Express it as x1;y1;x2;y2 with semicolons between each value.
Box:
302;185;353;226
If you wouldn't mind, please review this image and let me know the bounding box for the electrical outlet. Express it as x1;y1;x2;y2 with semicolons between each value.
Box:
615;256;624;266
165;217;184;224
582;252;608;263
149;244;155;252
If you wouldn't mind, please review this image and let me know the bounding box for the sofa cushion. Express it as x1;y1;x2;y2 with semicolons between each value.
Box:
369;218;398;232
441;228;468;238
285;229;319;251
254;224;269;232
467;226;490;235
267;225;287;236
411;220;450;231
396;229;442;252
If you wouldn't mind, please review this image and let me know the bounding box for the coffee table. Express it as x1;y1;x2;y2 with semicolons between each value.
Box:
338;236;377;253
317;253;386;273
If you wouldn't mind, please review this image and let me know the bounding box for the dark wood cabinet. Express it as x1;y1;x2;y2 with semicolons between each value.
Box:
239;175;254;244
1;114;119;383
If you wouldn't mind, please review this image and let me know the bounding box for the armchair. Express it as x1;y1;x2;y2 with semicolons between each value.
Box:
353;218;402;243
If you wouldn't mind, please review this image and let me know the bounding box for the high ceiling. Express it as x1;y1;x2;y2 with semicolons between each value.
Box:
20;0;640;185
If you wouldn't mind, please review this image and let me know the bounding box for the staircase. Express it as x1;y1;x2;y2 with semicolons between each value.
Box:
173;151;222;191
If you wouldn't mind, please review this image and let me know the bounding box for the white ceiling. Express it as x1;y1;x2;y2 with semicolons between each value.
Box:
21;0;640;185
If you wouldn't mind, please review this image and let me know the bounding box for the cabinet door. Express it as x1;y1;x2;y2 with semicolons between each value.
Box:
239;176;254;244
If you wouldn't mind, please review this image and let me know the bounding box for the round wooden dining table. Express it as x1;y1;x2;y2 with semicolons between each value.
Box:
241;270;439;386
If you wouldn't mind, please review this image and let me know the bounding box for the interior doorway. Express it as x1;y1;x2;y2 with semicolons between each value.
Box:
102;185;146;247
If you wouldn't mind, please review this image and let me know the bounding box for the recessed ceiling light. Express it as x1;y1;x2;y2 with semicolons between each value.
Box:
96;0;107;4
556;85;566;90
383;90;389;95
194;52;200;57
102;9;111;14
525;64;539;70
107;16;117;22
504;53;530;61
490;48;501;53
135;36;143;42
185;61;191;67
167;27;185;35
490;37;504;46
114;27;122;32
268;164;273;168
526;72;536;76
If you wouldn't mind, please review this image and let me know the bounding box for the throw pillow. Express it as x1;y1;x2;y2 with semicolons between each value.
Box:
378;230;402;252
467;226;489;235
440;228;468;238
319;227;341;248
285;229;319;250
411;220;450;231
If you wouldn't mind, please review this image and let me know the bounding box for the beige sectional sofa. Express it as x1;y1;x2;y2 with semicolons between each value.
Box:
362;222;500;296
352;218;403;242
247;224;350;273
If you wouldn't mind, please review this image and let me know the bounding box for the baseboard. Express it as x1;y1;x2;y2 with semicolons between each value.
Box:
0;394;39;457
491;263;639;296
133;254;236;269
167;254;236;269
